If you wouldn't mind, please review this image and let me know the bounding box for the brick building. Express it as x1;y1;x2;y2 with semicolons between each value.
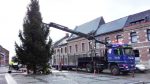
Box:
0;45;9;66
53;17;105;67
53;10;150;69
52;34;69;67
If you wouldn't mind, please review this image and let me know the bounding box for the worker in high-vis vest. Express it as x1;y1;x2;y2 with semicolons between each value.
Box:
9;60;19;70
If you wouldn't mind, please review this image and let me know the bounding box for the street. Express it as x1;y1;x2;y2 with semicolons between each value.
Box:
0;66;8;84
9;68;150;84
0;66;150;84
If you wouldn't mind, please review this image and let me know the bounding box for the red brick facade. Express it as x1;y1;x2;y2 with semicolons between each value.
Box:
0;46;9;66
96;21;150;68
123;22;150;67
53;10;150;69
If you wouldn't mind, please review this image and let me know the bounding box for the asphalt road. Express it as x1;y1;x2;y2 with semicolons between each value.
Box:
0;67;8;84
10;69;150;84
0;74;7;84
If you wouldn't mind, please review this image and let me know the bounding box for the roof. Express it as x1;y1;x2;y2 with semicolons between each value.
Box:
125;10;150;27
96;16;128;36
68;17;105;40
53;34;69;48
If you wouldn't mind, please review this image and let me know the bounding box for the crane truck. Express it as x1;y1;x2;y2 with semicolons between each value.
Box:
45;22;135;75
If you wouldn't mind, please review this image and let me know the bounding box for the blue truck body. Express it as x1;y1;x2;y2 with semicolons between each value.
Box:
106;43;135;74
53;43;135;75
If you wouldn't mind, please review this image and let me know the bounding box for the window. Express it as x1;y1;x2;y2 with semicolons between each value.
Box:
57;49;60;53
129;19;145;26
61;48;63;53
124;48;134;56
116;35;122;42
114;49;122;56
147;29;150;41
54;50;56;54
82;43;85;51
75;44;78;52
114;49;119;55
65;47;67;53
130;32;138;43
133;50;139;57
96;43;100;49
88;42;91;50
105;37;110;43
69;46;72;53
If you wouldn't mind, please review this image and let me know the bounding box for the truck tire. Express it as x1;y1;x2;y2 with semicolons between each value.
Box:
56;66;58;70
111;65;120;75
86;64;93;73
8;70;12;73
98;69;103;73
122;71;129;75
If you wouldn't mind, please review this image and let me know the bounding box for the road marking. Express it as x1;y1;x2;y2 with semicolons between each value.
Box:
5;73;17;84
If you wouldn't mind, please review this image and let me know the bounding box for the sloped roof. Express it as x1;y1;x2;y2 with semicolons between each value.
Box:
96;16;128;36
125;10;150;26
53;34;69;48
68;17;105;40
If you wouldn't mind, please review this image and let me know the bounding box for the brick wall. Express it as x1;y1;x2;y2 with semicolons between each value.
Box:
124;22;150;68
0;46;9;66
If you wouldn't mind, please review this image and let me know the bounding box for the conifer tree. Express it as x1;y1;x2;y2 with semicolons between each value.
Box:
15;0;53;74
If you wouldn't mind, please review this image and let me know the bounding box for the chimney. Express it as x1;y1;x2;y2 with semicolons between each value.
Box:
65;33;69;37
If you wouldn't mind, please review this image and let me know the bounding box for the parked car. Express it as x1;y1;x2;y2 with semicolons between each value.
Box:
135;63;147;72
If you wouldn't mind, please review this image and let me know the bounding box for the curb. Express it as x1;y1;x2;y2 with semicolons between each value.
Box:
5;73;17;84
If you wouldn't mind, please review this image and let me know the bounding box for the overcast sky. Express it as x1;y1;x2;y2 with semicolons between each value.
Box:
0;0;150;57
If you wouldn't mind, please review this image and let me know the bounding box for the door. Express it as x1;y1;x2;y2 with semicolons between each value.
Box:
133;50;140;63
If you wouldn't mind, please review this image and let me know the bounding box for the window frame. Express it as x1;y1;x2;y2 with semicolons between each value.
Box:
105;37;110;43
130;32;138;43
65;47;67;53
81;43;85;52
116;35;122;42
61;48;63;53
75;44;78;52
114;48;122;56
147;29;150;41
69;46;72;53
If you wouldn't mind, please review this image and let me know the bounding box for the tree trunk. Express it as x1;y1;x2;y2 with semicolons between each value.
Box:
33;65;36;74
27;65;30;74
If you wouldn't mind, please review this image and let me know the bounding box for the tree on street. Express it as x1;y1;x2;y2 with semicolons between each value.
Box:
15;0;53;74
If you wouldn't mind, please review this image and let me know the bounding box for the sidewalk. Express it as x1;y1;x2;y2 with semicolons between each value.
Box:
0;66;8;74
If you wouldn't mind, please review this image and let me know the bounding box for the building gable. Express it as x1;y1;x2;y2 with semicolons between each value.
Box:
68;17;105;40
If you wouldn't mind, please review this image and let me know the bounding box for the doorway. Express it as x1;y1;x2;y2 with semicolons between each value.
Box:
133;49;140;63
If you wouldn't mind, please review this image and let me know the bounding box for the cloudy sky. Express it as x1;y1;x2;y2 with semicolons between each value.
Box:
0;0;150;57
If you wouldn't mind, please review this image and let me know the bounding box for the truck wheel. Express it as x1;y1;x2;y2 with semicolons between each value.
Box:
8;70;12;73
55;66;58;70
86;64;93;73
98;69;103;73
111;65;120;75
122;71;129;75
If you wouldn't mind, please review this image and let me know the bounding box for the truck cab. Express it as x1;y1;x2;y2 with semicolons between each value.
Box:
107;43;135;75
